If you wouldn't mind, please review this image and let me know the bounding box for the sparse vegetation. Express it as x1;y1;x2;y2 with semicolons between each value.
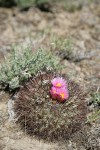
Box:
91;92;100;107
87;109;100;123
87;89;100;123
64;1;82;12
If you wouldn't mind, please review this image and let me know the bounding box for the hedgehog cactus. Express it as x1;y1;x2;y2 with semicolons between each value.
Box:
14;71;87;141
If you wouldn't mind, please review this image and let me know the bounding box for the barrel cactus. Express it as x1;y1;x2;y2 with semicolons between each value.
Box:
14;71;87;141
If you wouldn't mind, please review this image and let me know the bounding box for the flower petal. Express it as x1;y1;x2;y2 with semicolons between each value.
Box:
51;77;67;88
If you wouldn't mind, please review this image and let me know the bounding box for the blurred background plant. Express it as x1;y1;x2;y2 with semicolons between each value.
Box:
50;35;73;60
0;0;16;7
0;0;54;8
0;0;99;9
15;0;35;8
0;45;60;91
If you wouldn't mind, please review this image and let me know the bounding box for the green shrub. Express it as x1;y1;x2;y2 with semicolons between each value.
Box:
91;91;100;107
15;0;35;8
87;90;100;123
50;35;73;60
65;3;82;12
35;0;50;5
0;45;60;91
0;0;53;8
90;88;100;107
0;0;99;8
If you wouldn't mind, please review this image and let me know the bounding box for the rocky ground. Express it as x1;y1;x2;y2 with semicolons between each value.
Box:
0;1;100;150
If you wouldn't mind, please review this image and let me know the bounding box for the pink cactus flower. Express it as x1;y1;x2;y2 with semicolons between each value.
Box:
50;86;58;99
50;86;69;102
57;88;69;101
51;77;67;88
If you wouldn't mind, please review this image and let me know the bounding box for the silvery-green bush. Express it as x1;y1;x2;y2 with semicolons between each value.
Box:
0;45;60;90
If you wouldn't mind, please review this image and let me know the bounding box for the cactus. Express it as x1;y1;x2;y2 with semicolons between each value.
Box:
14;71;87;141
